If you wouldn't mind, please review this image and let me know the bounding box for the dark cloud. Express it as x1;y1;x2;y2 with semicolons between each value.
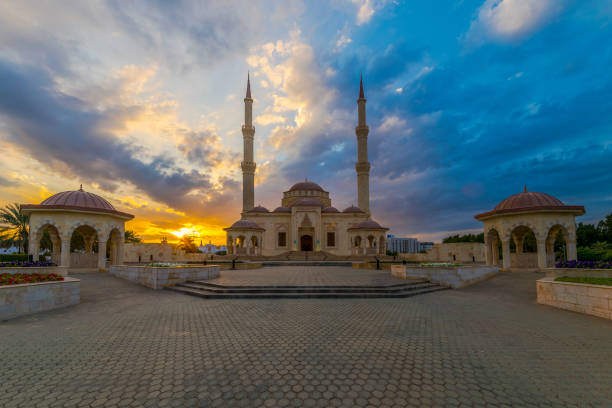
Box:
0;59;226;215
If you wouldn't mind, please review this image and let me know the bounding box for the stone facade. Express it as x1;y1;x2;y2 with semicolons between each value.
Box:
110;265;220;289
122;242;215;264
0;277;80;320
537;277;612;320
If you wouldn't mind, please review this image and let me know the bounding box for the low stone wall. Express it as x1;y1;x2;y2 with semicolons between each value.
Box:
110;265;220;290
0;266;68;276
537;277;612;320
218;262;262;270
0;277;80;321
352;262;402;270
544;268;612;279
391;264;499;288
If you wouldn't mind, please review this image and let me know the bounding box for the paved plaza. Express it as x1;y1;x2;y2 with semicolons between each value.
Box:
1;266;611;407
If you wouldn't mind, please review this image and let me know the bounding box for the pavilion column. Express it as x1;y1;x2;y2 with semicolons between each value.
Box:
567;239;577;261
501;238;511;270
29;232;40;261
513;233;524;254
98;240;107;270
116;240;125;265
484;238;491;265
536;238;547;270
60;237;71;268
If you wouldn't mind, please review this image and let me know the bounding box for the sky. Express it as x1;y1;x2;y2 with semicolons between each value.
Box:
0;0;611;244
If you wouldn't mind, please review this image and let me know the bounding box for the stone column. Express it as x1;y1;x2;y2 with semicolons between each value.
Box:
60;237;71;268
29;232;40;261
501;238;511;270
484;238;491;265
536;238;547;270
567;239;577;261
98;240;107;270
513;233;524;254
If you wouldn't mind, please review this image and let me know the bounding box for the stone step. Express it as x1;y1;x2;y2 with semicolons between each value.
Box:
177;281;436;294
196;281;428;290
167;285;448;299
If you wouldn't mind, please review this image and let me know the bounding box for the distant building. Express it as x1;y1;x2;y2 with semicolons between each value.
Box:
419;242;435;253
198;241;227;254
0;247;19;254
387;235;420;254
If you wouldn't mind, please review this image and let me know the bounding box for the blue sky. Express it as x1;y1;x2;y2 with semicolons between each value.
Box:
0;0;610;242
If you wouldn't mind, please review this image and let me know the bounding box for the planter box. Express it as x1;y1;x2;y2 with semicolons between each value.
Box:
0;266;68;276
537;277;612;320
391;264;499;288
0;277;80;321
110;265;220;290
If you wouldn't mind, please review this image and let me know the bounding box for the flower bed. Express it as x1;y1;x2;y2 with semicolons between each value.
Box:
555;260;612;269
0;261;57;268
1;273;64;286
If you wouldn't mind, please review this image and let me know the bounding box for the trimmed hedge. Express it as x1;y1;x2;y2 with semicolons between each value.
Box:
577;247;612;262
0;254;29;262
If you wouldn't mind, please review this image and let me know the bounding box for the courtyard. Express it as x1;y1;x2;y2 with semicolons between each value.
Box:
1;267;611;407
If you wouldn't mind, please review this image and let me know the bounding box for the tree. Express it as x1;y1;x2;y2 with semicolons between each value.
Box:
442;233;484;243
0;203;29;253
178;236;201;253
124;230;142;243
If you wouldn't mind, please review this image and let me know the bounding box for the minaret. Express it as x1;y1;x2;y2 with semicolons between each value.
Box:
241;73;256;212
355;74;370;213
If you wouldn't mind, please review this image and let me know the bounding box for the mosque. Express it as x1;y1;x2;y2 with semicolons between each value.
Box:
224;76;389;257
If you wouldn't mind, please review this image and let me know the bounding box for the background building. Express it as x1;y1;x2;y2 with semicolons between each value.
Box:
387;235;420;254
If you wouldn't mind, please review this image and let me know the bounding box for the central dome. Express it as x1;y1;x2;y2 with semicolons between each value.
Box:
288;181;325;192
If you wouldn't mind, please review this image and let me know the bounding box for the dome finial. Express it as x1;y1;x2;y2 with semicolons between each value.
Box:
524;184;527;192
79;184;83;192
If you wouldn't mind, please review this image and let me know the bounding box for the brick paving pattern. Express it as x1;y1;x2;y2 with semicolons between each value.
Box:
1;267;611;407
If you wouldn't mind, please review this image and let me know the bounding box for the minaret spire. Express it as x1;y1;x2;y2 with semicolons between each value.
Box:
355;74;370;213
241;74;256;212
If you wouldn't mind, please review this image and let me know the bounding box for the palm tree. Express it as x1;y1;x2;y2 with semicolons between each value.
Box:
124;230;142;243
0;203;29;253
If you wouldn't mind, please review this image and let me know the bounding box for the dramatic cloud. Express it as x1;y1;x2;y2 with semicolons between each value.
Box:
466;0;565;44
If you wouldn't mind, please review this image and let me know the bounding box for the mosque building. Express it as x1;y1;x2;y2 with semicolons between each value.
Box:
225;75;388;256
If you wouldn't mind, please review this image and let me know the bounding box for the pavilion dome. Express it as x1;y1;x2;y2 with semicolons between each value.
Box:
40;188;116;212
272;206;291;213
495;188;565;211
348;220;388;230
474;186;585;220
225;219;265;231
247;205;270;213
288;181;325;192
322;206;340;213
343;205;365;213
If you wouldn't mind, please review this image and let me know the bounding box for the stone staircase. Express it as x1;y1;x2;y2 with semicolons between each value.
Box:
167;280;448;299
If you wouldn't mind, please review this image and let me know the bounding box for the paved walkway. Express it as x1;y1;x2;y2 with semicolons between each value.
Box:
1;267;611;407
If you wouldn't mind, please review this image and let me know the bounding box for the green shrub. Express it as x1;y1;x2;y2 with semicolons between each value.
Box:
0;254;29;262
215;250;227;256
577;247;606;261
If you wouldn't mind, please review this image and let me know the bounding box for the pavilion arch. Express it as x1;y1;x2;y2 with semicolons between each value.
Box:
106;227;123;266
69;224;100;268
485;227;502;267
33;222;63;265
545;224;571;267
475;187;584;270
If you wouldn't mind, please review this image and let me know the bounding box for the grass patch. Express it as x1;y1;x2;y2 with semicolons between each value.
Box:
555;276;612;286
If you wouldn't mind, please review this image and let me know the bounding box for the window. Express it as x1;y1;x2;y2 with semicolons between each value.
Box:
326;232;335;247
278;232;287;247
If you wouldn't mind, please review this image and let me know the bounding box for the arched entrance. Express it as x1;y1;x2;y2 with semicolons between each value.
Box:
70;225;99;268
509;225;538;269
300;235;313;251
486;228;502;266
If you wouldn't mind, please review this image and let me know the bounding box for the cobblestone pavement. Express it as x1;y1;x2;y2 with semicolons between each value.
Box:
206;266;407;286
1;267;611;407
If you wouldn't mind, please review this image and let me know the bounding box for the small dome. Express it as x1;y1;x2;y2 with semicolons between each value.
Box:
348;220;388;230
41;189;116;212
495;189;564;211
272;206;291;213
289;197;325;208
225;219;265;231
322;206;340;213
247;205;269;213
288;181;325;192
343;205;365;213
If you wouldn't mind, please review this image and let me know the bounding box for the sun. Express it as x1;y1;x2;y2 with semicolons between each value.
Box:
169;227;201;239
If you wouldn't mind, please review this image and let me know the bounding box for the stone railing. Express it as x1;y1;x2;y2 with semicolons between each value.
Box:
110;264;220;290
0;277;80;320
537;277;611;320
391;264;499;289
